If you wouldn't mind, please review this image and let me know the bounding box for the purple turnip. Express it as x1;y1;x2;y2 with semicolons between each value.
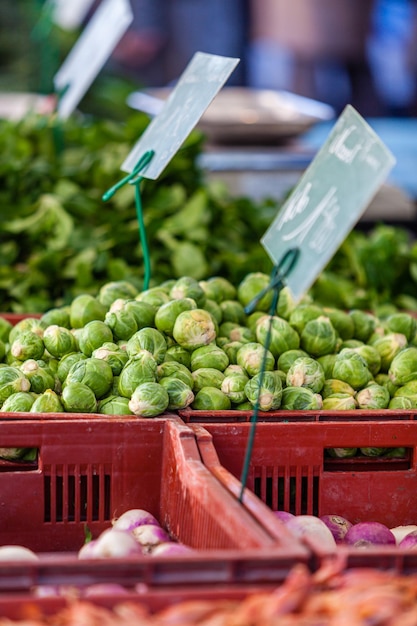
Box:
399;530;417;550
344;522;396;548
320;514;352;543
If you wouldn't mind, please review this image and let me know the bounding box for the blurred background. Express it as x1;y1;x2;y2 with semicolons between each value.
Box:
1;0;417;118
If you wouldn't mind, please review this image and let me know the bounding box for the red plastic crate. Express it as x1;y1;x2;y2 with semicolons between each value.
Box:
191;419;417;569
0;415;310;591
179;408;417;422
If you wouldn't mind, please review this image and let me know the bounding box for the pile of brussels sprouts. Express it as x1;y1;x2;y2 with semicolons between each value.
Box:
1;271;417;426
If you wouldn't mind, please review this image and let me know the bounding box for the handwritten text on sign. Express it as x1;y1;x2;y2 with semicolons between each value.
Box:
261;105;396;301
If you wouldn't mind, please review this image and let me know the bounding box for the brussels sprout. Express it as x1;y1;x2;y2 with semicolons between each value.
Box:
277;286;296;321
219;300;247;325
332;349;373;390
192;386;231;410
355;383;390;409
78;320;114;357
224;364;247;377
10;330;45;362
40;307;71;329
216;337;230;350
0;317;12;343
30;389;64;413
172;309;217;350
229;326;256;344
203;299;223;325
0;447;34;461
389;347;417;386
235;401;253;410
300;316;338;358
281;387;323;410
372;333;408;372
192;367;225;393
163;345;191;369
0;391;37;412
199;276;237;303
350;344;381;377
65;358;113;399
56;352;88;384
288;304;323;335
20;360;56;394
322;394;358;410
393;380;417;407
123;300;156;330
327;447;358;458
126;328;167;364
222;341;244;365
340;339;364;350
349;309;378;342
384;312;417;342
246;311;265;333
367;326;386;345
360;447;388;457
128;382;169;417
98;280;138;307
221;372;249;404
43;325;77;359
236;342;275;377
8;318;45;344
388;396;414;409
277;349;309;375
374;373;398;398
159;376;194;410
104;309;138;342
118;351;157;398
322;307;355;340
170;276;206;308
136;287;171;309
256;315;300;358
0;340;5;363
92;342;129;376
384;447;407;458
286;357;325;394
157;361;194;387
154;298;197;336
61;382;98;413
244;371;282;411
98;395;133;415
322;379;356;399
190;344;229;372
237;272;272;312
69;294;107;329
317;354;338;379
218;322;240;339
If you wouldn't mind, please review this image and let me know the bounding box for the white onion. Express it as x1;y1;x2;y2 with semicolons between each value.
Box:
112;508;160;532
0;545;39;562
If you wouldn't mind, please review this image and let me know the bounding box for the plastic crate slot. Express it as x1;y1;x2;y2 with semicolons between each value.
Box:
323;449;412;472
253;466;319;516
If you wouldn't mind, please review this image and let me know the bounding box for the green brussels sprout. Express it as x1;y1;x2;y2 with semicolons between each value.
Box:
228;326;256;344
221;372;249;404
199;276;237;303
332;349;373;390
8;318;45;344
159;279;177;293
277;286;296;321
97;280;138;307
128;382;169;417
191;386;231;410
349;309;378;342
126;328;167;364
61;382;98;413
340;339;364;350
192;367;225;393
172;309;217;350
322;394;358;410
154;298;197;336
123;300;156;330
317;354;338;379
104;309;138;342
0;391;37;412
372;333;408;372
237;272;272;312
203;299;223;325
40;307;71;329
393;380;417;407
322;379;356;399
65;357;113;399
244;371;282;411
0;447;35;461
277;349;309;375
157;361;194;387
0;317;12;343
388;396;414;409
236;342;275;377
286;357;325;393
374;373;398;398
56;352;88;384
219;300;247;325
136;287;171;309
170;276;206;308
360;447;388;457
190;344;229;372
383;447;407;458
216;337;230;349
163;345;191;369
256;315;300;358
281;386;323;410
30;389;64;413
10;331;45;362
78;320;114;357
69;294;107;329
288;304;323;335
224;364;247;377
118;351;157;398
97;395;133;415
327;447;358;458
43;325;77;359
0;340;5;363
20;359;56;394
355;383;390;409
159;376;194;409
384;312;417;342
246;311;265;333
92;342;129;376
322;307;355;340
276;369;287;387
222;341;244;365
367;326;387;345
350;344;381;377
218;321;240;339
389;347;417;386
300;316;338;357
235;401;253;410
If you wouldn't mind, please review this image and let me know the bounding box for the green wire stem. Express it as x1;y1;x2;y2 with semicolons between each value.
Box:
102;150;155;290
238;247;300;503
